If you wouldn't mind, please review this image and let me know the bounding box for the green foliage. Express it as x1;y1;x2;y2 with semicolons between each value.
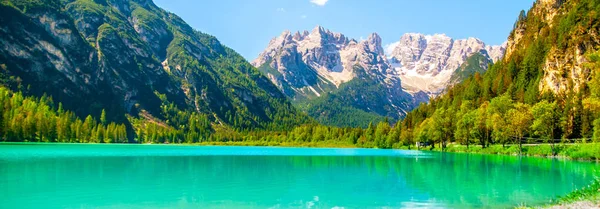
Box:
298;94;386;128
0;87;127;143
1;0;61;12
437;143;600;161
4;0;600;158
456;109;477;148
531;101;559;142
397;0;600;153
1;0;310;138
594;119;600;142
449;52;490;85
556;179;600;204
588;51;600;98
298;66;408;128
507;103;533;152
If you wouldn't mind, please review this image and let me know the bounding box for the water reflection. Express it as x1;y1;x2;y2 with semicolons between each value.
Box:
0;146;597;209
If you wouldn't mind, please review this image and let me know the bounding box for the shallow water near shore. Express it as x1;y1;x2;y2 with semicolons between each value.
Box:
0;143;598;208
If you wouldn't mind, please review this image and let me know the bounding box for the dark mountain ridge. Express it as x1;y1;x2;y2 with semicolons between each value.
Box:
0;0;308;140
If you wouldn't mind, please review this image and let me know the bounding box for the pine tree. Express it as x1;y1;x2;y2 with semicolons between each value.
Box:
100;109;107;126
82;115;94;143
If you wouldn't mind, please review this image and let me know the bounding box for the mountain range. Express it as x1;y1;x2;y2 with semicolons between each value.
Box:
388;33;506;95
253;26;506;126
0;0;308;139
0;0;598;146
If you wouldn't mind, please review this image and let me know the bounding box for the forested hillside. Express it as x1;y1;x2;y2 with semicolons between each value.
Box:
2;0;599;151
0;0;309;143
397;0;600;151
296;67;403;128
0;82;403;147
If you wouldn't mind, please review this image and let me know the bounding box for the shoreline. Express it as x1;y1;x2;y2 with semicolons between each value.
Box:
2;141;599;161
2;141;598;208
527;179;600;209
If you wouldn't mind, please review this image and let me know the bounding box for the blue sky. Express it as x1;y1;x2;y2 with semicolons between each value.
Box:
154;0;535;61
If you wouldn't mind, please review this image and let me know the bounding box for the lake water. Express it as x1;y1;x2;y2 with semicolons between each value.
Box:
0;143;598;208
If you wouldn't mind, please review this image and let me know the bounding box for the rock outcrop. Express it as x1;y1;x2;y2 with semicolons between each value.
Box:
388;34;506;95
254;26;506;123
0;0;305;130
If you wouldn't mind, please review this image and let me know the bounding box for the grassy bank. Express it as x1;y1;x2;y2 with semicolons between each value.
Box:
419;143;600;161
192;141;600;161
194;140;358;148
517;179;600;209
554;179;600;205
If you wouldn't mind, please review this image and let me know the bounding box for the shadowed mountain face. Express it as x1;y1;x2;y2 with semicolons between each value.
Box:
0;0;307;130
253;26;504;127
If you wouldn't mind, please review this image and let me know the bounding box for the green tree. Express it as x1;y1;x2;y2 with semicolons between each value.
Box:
100;109;107;126
476;102;490;147
82;115;95;143
594;119;600;142
487;94;514;147
374;122;391;148
507;103;533;154
456;110;477;149
585;51;600;142
385;125;400;148
400;127;414;149
587;51;600;98
432;108;453;149
416;118;435;150
531;101;559;153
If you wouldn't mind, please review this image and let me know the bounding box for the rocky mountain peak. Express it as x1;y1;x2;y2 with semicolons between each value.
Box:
485;42;508;62
292;31;303;41
312;25;325;33
390;33;427;66
365;33;384;56
253;26;507;122
388;33;506;95
253;26;394;97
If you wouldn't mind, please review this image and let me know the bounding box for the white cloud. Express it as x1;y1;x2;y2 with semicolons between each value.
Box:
310;0;329;6
384;41;400;57
276;8;285;12
301;15;308;19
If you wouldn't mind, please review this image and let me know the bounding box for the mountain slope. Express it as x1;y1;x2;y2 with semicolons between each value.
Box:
399;0;600;147
388;34;506;95
297;66;412;127
0;0;308;138
253;27;422;126
254;27;505;127
252;27;395;100
449;52;492;85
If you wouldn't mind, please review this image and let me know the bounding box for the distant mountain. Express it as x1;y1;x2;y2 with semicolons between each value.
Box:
252;26;395;100
254;27;505;126
388;34;506;95
252;26;420;126
0;0;308;137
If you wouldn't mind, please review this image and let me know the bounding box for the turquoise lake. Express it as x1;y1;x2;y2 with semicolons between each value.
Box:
0;143;598;208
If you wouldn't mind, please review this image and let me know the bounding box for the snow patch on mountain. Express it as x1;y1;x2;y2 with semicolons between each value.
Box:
387;33;506;95
252;26;507;119
252;25;392;91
